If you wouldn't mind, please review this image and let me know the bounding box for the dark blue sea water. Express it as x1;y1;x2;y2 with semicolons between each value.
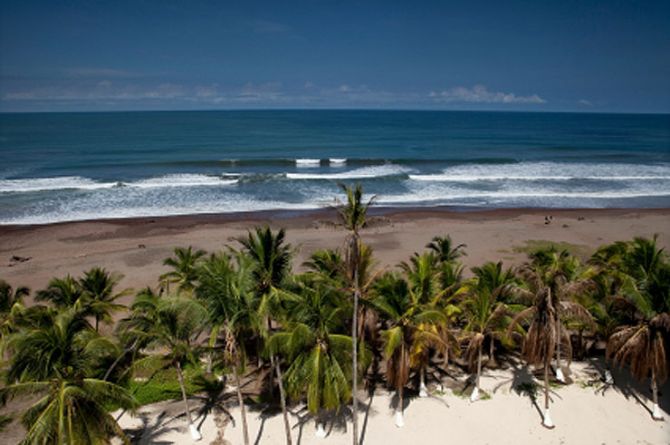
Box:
1;110;669;224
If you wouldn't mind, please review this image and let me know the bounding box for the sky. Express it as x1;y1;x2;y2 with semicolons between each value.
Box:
1;0;669;113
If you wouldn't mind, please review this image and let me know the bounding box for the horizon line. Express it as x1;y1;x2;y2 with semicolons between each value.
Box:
1;107;669;116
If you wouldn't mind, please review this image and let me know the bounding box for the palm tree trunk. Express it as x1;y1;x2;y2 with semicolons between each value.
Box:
273;356;293;445
233;364;250;445
555;318;564;382
176;362;201;440
351;236;360;445
651;368;663;420
419;365;428;397
489;336;495;366
104;339;138;381
471;343;483;402
542;353;554;428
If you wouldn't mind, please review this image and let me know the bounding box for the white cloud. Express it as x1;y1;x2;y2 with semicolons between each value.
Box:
578;99;593;106
1;81;548;110
429;85;546;104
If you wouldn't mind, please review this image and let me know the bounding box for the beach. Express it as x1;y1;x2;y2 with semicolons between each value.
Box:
2;207;669;298
114;362;669;445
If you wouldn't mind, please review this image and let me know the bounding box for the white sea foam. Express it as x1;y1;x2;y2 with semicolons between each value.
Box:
408;162;670;182
287;164;408;180
0;199;318;225
295;158;321;167
129;174;238;189
0;174;238;193
0;176;118;193
329;158;347;166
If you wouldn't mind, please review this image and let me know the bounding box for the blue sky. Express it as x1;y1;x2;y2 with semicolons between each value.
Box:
1;0;668;112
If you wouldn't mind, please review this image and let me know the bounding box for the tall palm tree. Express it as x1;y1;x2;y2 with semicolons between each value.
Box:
426;235;467;263
462;261;516;402
196;252;262;445
268;277;356;438
140;296;209;440
160;246;207;294
337;183;375;445
605;236;670;421
370;272;452;427
526;247;594;382
399;252;462;394
508;270;558;429
509;255;591;429
79;267;130;332
1;308;136;444
237;226;294;445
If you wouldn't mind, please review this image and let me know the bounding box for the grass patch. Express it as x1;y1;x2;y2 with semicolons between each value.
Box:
129;365;205;406
513;240;591;261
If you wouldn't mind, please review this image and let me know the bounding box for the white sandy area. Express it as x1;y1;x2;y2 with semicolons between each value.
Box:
116;361;669;445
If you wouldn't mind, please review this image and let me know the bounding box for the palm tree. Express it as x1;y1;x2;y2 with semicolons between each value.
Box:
140;296;209;440
0;279;29;315
508;271;558;429
268;277;356;438
426;235;467;263
109;287;164;382
4;308;97;382
237;226;293;302
337;183;375;445
79;267;130;331
462;261;516;402
370;271;452;427
604;236;670;421
35;275;83;309
526;247;594;383
237;226;294;445
1;308;136;444
304;248;347;282
196;252;262;445
1;376;137;444
398;252;462;395
160;246;207;294
0;279;29;339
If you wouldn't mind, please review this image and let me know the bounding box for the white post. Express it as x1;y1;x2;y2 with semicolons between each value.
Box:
189;424;202;441
315;421;327;438
394;410;404;428
470;386;480;403
542;408;555;429
555;366;565;383
419;368;428;398
652;403;664;421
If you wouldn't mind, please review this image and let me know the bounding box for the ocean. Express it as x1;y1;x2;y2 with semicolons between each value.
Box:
1;110;669;225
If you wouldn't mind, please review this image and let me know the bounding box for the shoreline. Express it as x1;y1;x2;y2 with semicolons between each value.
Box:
2;205;669;232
